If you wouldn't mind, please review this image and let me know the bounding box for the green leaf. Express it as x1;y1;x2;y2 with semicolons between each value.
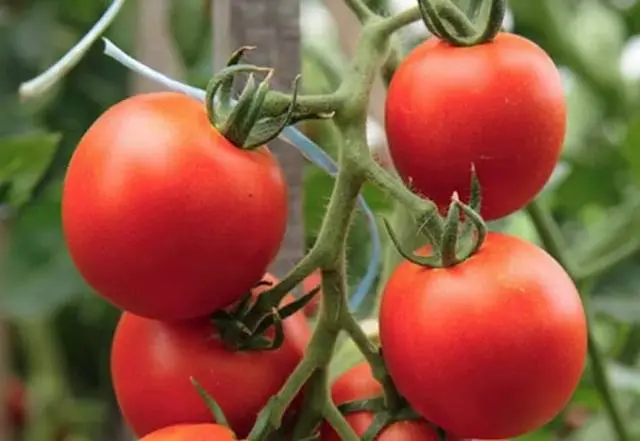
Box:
0;132;60;209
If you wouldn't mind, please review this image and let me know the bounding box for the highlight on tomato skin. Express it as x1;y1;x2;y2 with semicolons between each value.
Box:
384;32;567;221
62;91;289;321
110;273;310;439
138;423;236;441
379;232;587;440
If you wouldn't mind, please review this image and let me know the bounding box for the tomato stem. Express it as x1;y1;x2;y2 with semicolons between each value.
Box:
418;0;506;47
344;0;379;23
526;200;631;441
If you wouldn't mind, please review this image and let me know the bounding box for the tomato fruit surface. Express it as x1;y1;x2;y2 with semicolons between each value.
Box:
111;275;310;438
384;33;566;220
379;232;587;439
139;424;235;441
6;377;26;429
62;92;288;320
321;362;459;441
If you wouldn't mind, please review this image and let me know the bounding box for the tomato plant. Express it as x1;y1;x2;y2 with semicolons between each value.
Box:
111;274;310;438
139;423;236;441
385;32;566;221
62;92;288;320
13;0;640;440
379;232;587;439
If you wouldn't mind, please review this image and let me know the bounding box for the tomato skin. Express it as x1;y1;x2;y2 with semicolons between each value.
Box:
111;275;310;438
321;362;458;441
379;232;587;439
139;424;235;441
6;377;26;428
62;92;288;320
385;33;566;221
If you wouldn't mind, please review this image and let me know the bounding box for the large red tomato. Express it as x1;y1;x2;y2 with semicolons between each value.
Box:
379;232;587;439
111;275;310;439
139;424;235;441
384;33;566;221
321;362;460;441
62;92;288;320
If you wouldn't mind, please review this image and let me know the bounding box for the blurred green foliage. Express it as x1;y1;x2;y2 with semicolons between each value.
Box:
1;0;640;440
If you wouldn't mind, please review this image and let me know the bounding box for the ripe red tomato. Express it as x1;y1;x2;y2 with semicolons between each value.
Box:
111;275;310;438
62;92;288;320
384;33;566;221
321;362;460;441
379;232;587;439
139;424;235;441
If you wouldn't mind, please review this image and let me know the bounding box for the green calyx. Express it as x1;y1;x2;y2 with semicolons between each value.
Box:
418;0;506;47
205;46;333;150
385;165;488;268
210;278;320;352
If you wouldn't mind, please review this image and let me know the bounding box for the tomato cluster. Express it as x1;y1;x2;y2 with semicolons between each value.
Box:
60;23;587;441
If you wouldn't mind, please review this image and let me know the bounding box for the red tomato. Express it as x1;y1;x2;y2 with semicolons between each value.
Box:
321;362;460;441
111;275;310;439
139;424;235;441
384;33;566;221
6;377;26;428
62;92;288;320
379;232;587;439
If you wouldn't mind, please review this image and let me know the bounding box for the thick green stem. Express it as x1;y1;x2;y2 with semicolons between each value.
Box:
344;0;378;23
376;6;422;37
247;12;423;438
587;325;631;441
362;157;443;245
262;91;344;118
324;396;360;441
526;201;630;441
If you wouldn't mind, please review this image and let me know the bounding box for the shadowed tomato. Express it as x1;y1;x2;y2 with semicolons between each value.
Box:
385;33;566;220
380;232;587;439
62;92;288;320
111;274;310;439
139;424;235;441
321;362;463;441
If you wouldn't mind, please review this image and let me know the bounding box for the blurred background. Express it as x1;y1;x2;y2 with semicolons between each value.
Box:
1;0;640;440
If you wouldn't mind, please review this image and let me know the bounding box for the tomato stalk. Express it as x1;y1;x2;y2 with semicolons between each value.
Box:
417;0;506;47
526;200;631;441
246;8;451;439
343;0;378;23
